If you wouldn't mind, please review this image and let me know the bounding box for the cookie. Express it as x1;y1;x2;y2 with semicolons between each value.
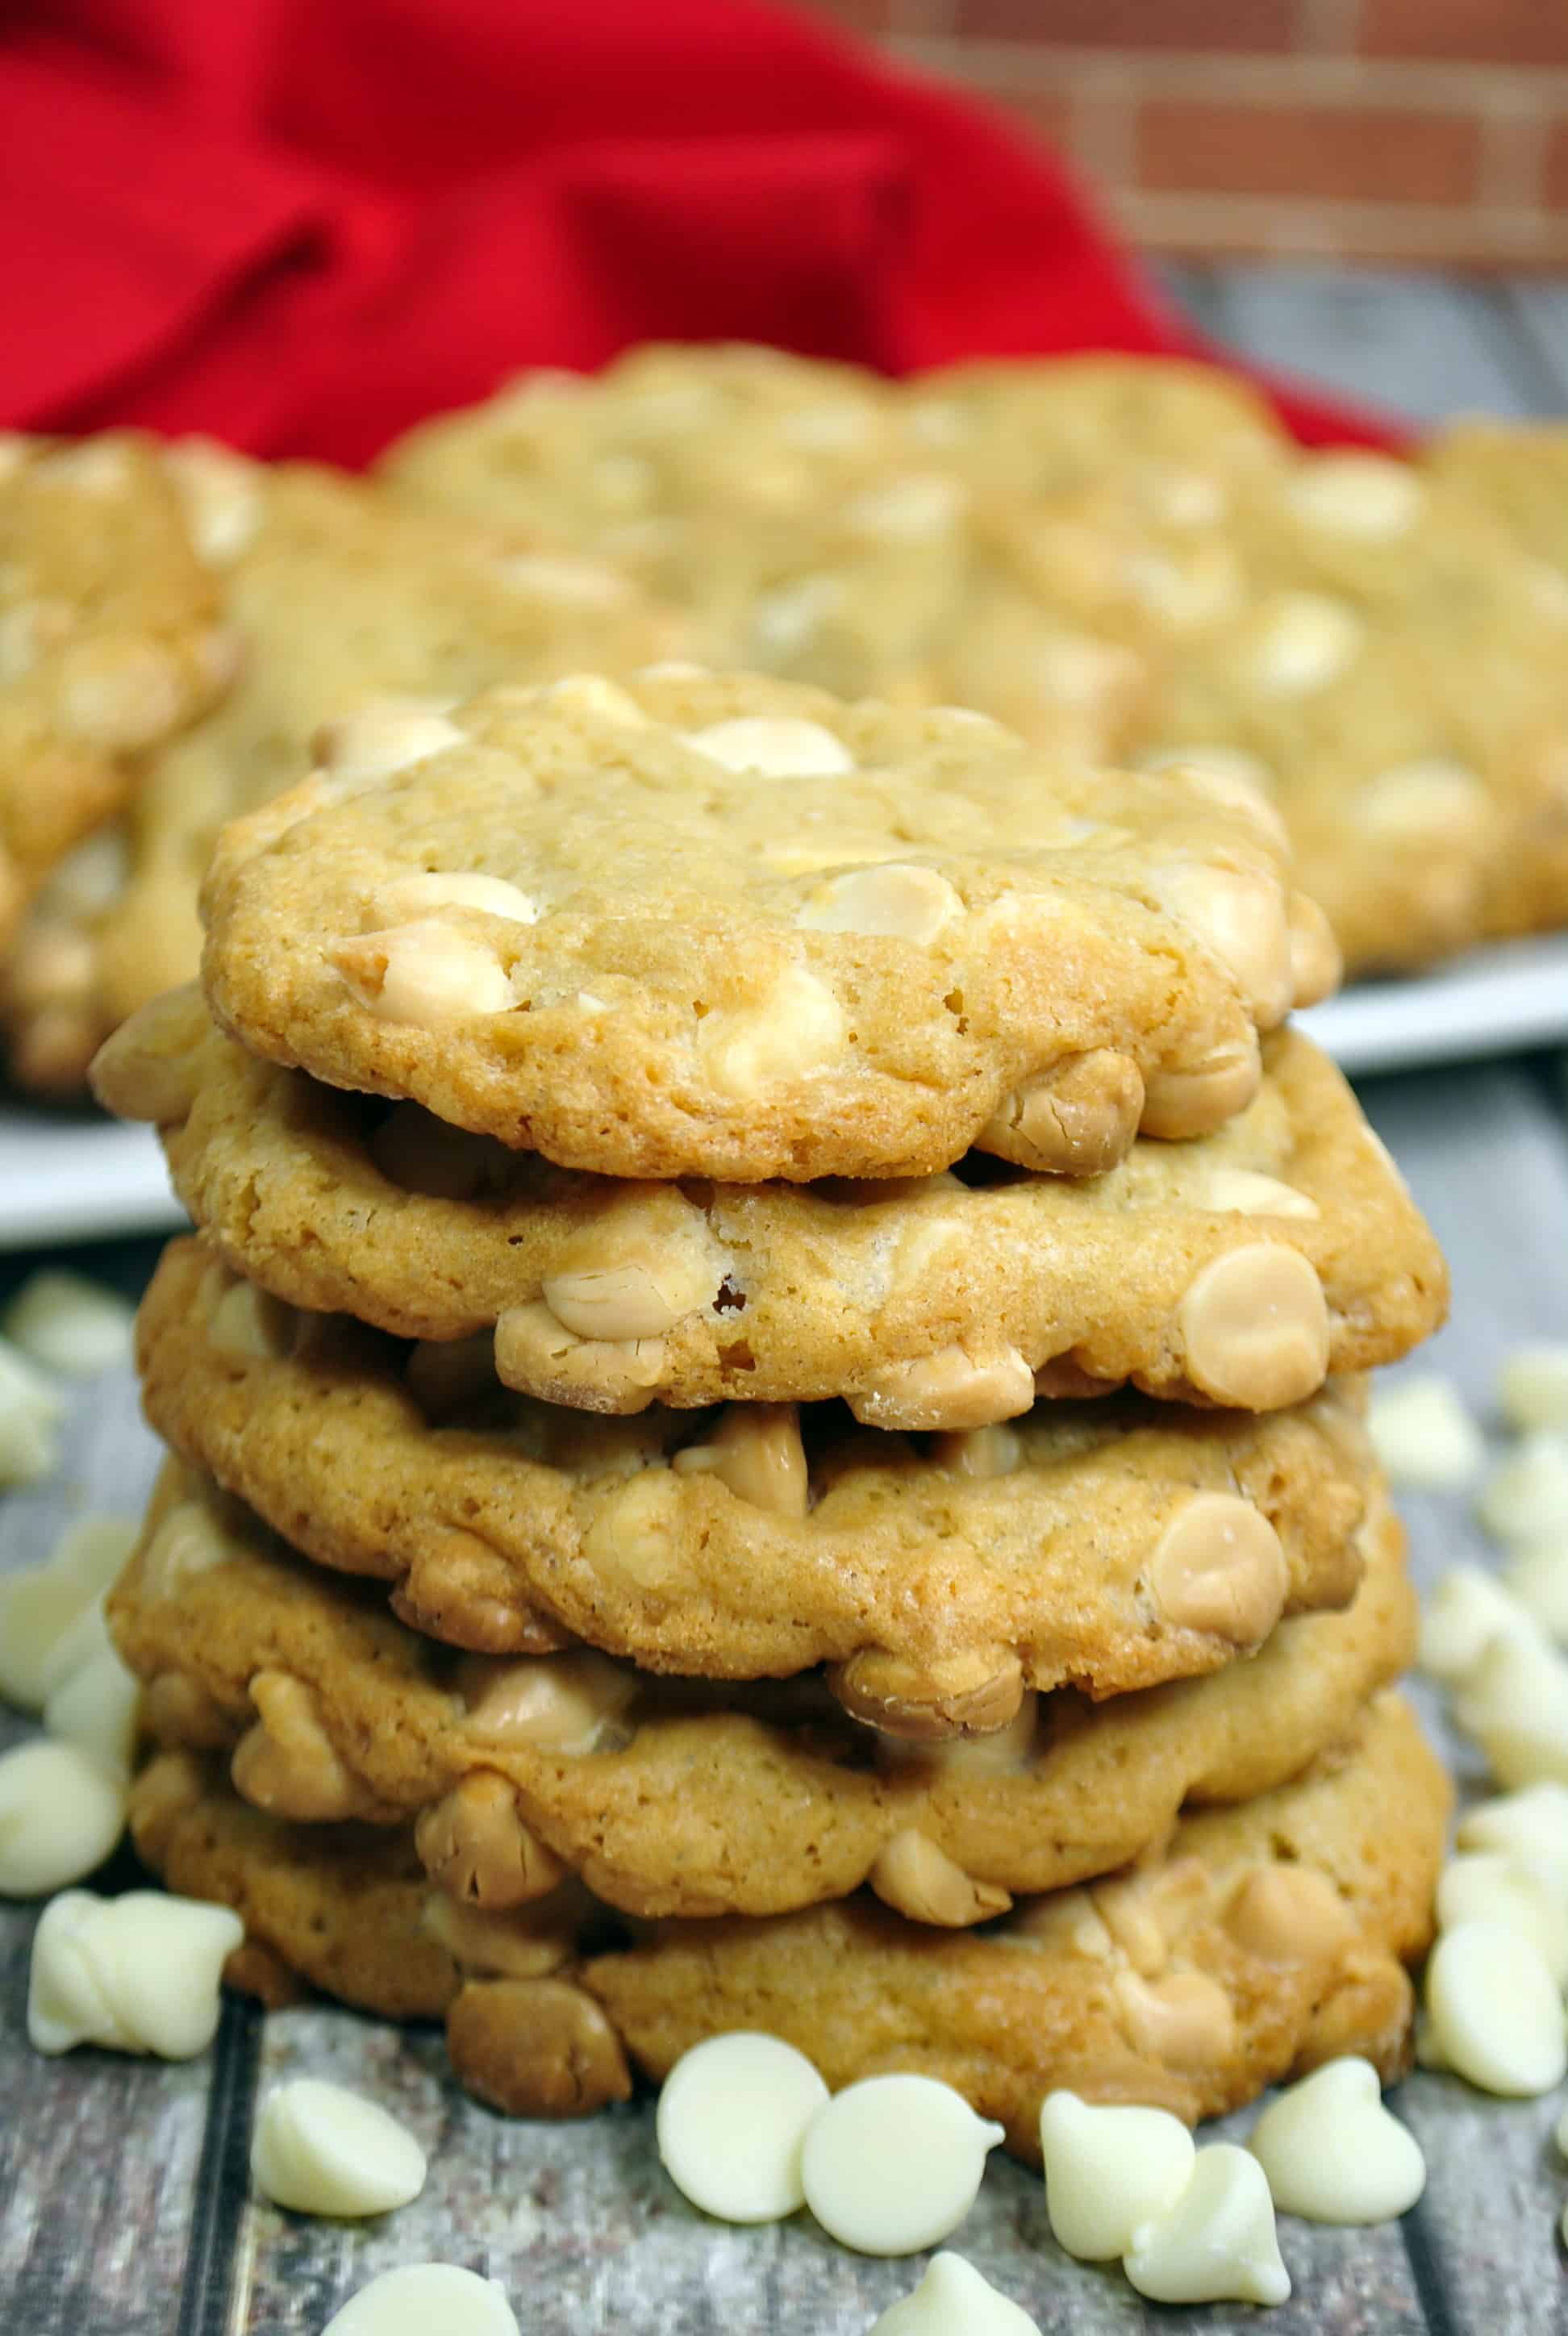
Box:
127;1692;1447;2151
195;665;1335;1183
113;1458;1412;1924
102;1000;1446;1428
2;448;685;1092
135;1239;1374;1709
1120;448;1568;971
0;431;228;1003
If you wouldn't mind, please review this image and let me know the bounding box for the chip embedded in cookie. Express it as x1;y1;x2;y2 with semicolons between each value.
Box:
195;665;1334;1183
112;1457;1413;1923
127;1693;1447;2148
135;1236;1379;1707
99;1002;1445;1427
0;432;229;1004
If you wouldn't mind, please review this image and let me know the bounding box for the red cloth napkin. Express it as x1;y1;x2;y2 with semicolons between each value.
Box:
0;0;1403;462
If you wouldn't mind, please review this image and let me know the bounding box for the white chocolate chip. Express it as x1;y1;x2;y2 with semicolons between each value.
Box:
696;966;845;1096
164;438;264;564
1458;1783;1568;1881
656;2032;829;2223
1417;1564;1539;1687
44;1643;140;1779
1177;1244;1330;1410
333;920;513;1028
867;2253;1040;2336
1249;2058;1426;2224
1457;1631;1568;1788
1284;453;1424;539
1424;1920;1567;2096
1437;1853;1568;1984
461;1649;635;1754
1157;861;1292;1024
1478;1433;1568;1546
799;2074;1003;2256
251;2078;428;2217
315;701;465;782
748;574;844;658
1499;1346;1568;1433
493;553;632;607
1195;1168;1319;1220
0;1337;65;1487
35;826;131;919
1038;2091;1195;2261
853;1343;1036;1434
1368;1374;1487;1491
2;1271;135;1377
0;1739;126;1895
1249;593;1364;695
210;1280;296;1362
374;872;539;926
1124;2145;1291;2308
1500;1541;1568;1641
541;674;651;726
28;1888;242;2058
140;1500;234;1601
0;1515;136;1708
681;715;853;778
320;2264;520;2336
844;473;968;540
1356;760;1488;843
794;863;962;943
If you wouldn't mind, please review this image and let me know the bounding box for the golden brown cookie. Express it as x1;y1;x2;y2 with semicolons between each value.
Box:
102;1001;1445;1427
136;1237;1376;1706
195;665;1332;1183
112;1456;1412;1922
0;432;228;1016
127;1693;1446;2152
2;448;683;1091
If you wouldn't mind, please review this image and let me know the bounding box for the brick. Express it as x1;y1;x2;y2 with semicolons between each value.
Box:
956;0;1295;48
794;0;895;31
1136;100;1483;206
1362;0;1568;69
1545;119;1568;210
970;84;1079;161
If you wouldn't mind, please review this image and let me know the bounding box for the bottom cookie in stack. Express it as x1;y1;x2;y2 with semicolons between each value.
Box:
127;1694;1446;2162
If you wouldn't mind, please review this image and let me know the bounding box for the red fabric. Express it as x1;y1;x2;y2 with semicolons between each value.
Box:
0;0;1406;464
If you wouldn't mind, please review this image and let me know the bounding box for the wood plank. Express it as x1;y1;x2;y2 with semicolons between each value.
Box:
1195;266;1545;422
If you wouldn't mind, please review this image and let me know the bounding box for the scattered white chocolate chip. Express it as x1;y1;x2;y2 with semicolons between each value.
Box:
867;2253;1040;2335
0;1337;65;1486
0;1516;137;1708
1500;1540;1568;1641
794;863;962;944
1249;593;1363;695
44;1641;140;1779
2;1272;135;1377
0;1739;127;1896
315;702;464;782
696;966;845;1096
1455;1631;1568;1788
1123;2144;1291;2307
1499;1346;1568;1433
681;715;853;778
1478;1433;1568;1545
1284;453;1424;539
799;2074;1003;2256
1436;1853;1568;1984
333;921;513;1028
1457;1783;1568;1877
1424;1920;1566;2096
28;1888;242;2056
656;2033;828;2223
1248;2058;1425;2223
1416;1564;1537;1687
1367;1374;1486;1491
251;2078;428;2217
1356;761;1487;845
319;2263;519;2336
374;871;539;926
1038;2091;1194;2261
1195;1168;1319;1220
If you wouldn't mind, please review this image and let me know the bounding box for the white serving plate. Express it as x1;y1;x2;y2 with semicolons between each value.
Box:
1;932;1566;1249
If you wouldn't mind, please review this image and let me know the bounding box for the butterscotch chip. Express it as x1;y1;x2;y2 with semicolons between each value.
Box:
8;453;682;1089
127;1695;1447;2155
197;663;1329;1183
133;1241;1380;1703
0;432;227;1052
113;1459;1415;1922
106;1009;1445;1418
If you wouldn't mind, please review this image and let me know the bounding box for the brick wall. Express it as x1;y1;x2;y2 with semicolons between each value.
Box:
801;0;1568;265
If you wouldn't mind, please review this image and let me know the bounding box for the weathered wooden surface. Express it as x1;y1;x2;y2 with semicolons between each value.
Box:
3;273;1568;2331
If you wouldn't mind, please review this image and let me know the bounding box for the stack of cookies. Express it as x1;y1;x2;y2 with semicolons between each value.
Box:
91;665;1451;2157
